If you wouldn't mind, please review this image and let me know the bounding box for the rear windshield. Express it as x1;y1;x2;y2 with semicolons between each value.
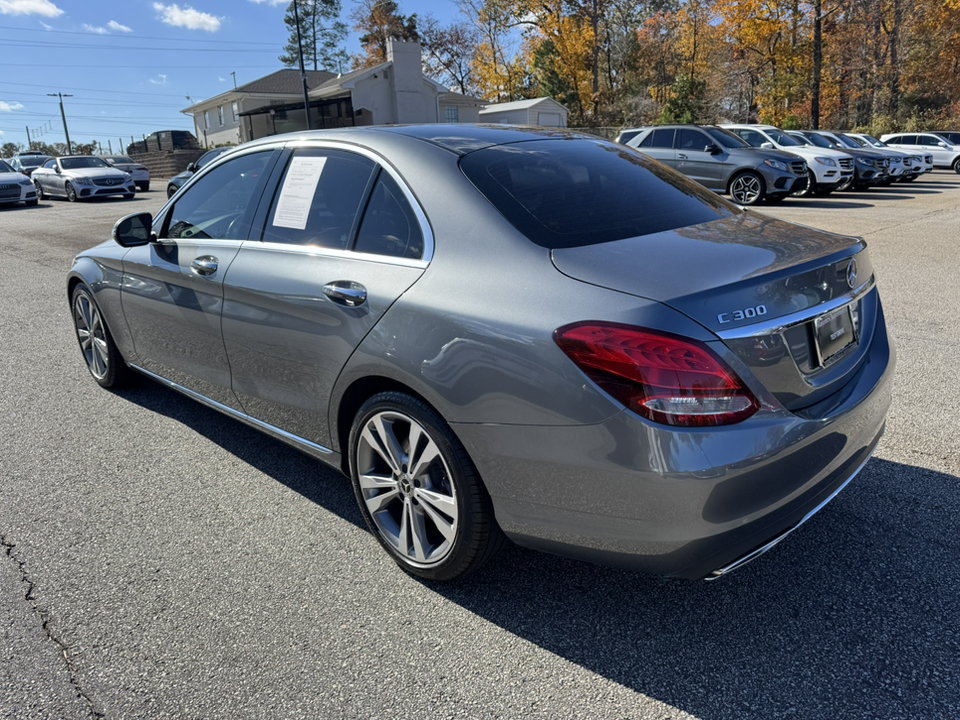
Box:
459;138;740;249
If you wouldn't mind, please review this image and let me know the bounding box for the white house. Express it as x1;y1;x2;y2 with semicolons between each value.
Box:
183;41;485;145
479;98;569;127
182;69;337;147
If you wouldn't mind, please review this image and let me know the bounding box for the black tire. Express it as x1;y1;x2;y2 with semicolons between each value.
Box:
138;182;150;192
349;391;506;581
34;181;44;200
65;181;77;202
167;184;177;199
728;171;765;205
70;285;132;389
953;158;960;174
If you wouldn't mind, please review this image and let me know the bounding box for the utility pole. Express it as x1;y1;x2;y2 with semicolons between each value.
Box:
26;126;31;147
292;0;312;131
231;71;237;89
47;92;74;154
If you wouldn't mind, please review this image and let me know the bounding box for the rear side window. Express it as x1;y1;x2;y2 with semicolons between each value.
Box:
354;172;424;259
639;128;675;148
460;138;740;249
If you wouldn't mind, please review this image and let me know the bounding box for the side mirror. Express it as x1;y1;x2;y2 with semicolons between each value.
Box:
938;142;948;148
54;166;61;174
760;142;774;149
705;143;721;154
112;212;154;247
186;161;197;172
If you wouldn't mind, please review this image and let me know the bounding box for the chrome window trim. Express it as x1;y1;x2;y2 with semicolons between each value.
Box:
249;239;429;269
716;278;875;340
275;138;436;263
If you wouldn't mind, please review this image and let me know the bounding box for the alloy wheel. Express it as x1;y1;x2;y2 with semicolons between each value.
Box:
730;172;764;205
73;290;109;381
355;410;459;568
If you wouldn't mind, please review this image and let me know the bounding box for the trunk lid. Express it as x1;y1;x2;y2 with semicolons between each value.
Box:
551;211;877;411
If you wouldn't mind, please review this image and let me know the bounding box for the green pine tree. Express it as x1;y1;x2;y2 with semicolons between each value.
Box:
279;0;349;73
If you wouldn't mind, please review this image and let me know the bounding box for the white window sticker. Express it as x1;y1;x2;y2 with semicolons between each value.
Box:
272;156;328;230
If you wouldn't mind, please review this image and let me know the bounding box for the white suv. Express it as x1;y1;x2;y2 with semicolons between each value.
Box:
720;124;853;196
879;132;960;172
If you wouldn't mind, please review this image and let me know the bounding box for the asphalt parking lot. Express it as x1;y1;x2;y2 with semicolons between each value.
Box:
1;174;958;720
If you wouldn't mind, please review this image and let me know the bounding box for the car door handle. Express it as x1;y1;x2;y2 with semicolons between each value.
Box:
190;256;219;276
323;281;367;307
677;153;688;159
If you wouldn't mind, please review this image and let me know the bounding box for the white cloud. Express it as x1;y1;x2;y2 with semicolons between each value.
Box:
83;20;132;34
249;0;286;5
82;23;109;34
0;0;63;17
107;20;132;32
149;74;168;85
218;76;226;82
0;101;26;112
153;3;221;32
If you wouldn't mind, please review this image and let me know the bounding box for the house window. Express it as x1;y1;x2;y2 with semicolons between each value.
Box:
218;105;225;126
445;106;459;123
203;111;210;130
232;101;239;122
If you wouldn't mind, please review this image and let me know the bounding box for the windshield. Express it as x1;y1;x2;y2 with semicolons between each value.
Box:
858;135;884;147
831;134;860;149
198;148;230;168
0;160;14;173
20;156;50;168
108;156;134;163
800;132;835;149
764;128;802;146
703;126;749;149
61;157;110;170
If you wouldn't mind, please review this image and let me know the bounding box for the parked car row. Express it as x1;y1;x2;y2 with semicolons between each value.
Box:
0;153;154;206
615;123;958;205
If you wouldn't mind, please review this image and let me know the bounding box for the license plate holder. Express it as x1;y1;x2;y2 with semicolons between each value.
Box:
814;304;857;366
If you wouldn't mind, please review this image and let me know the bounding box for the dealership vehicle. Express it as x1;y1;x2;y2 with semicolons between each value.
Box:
102;155;151;191
621;124;809;204
166;146;234;198
67;125;893;581
33;156;136;201
827;131;915;183
0;159;38;206
9;153;52;177
720;124;853;196
879;132;960;172
846;133;932;178
128;130;201;155
788;131;888;190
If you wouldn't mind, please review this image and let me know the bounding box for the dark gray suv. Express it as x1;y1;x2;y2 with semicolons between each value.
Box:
620;124;808;204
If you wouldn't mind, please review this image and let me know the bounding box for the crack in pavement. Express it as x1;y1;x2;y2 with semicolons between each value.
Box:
1;535;106;719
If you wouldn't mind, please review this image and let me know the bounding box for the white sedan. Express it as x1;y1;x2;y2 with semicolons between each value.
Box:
32;156;136;202
102;155;151;191
0;159;38;206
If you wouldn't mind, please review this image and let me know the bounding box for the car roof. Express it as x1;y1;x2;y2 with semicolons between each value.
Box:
240;124;603;157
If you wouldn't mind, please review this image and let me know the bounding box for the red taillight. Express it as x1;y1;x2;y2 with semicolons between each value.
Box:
555;322;759;427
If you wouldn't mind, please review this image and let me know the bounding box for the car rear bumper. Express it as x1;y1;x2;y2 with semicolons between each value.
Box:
454;314;894;579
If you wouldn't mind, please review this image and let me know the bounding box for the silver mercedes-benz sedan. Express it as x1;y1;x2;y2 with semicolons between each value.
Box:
67;125;894;581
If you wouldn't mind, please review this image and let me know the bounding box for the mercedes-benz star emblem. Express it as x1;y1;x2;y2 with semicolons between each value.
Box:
846;258;858;289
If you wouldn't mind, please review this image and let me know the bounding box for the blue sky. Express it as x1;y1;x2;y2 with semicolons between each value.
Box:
0;0;461;152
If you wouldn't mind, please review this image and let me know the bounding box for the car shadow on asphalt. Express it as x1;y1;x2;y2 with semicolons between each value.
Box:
113;380;959;718
432;457;960;719
111;379;367;530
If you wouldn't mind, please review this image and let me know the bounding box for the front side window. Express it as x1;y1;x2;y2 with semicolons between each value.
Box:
165;151;272;240
677;128;710;150
703;126;748;149
262;149;376;249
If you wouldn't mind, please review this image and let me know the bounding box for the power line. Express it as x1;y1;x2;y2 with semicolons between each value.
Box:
0;39;277;53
